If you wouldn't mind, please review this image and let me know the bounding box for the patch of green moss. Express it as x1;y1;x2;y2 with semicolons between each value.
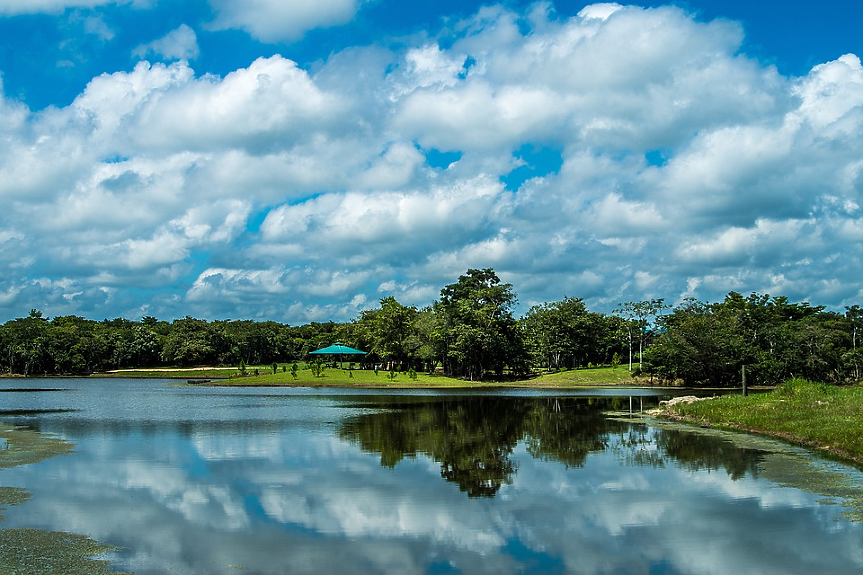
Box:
0;425;133;574
758;452;863;523
0;426;75;470
0;528;121;575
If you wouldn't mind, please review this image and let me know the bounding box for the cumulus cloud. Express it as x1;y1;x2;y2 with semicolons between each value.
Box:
0;0;148;15
577;3;624;20
207;0;362;42
1;2;863;322
0;0;111;14
134;24;200;61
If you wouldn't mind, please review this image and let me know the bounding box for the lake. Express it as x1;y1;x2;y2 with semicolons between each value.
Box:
2;378;863;574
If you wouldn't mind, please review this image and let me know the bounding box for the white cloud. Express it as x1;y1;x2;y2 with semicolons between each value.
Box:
793;54;863;130
129;56;349;154
82;13;114;40
392;5;777;156
73;60;195;135
207;0;361;42
2;3;863;321
134;24;200;61
0;0;113;14
0;0;148;15
577;3;623;21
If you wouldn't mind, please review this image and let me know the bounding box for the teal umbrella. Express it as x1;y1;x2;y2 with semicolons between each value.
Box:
309;343;367;356
309;342;367;368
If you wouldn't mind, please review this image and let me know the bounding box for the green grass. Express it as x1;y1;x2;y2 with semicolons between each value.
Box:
219;367;497;387
98;363;649;387
526;365;647;387
102;367;241;379
664;378;863;464
206;363;646;387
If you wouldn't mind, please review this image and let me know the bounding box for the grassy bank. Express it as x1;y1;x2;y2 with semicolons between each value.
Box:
215;368;474;388
173;364;647;387
104;366;240;379
528;365;645;386
661;379;863;464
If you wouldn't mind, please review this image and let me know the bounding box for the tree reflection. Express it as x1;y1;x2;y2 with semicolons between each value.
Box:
339;396;770;497
523;398;612;468
339;397;619;497
652;428;764;480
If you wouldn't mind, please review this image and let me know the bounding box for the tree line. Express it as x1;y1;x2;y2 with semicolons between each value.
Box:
643;293;862;387
2;268;861;387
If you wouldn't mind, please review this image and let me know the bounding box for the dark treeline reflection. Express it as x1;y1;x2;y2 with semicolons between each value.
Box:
8;418;294;440
339;396;767;497
339;397;532;497
652;428;764;480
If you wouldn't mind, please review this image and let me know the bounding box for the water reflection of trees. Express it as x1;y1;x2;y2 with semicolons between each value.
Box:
652;428;764;480
340;396;771;497
339;397;620;497
523;398;611;469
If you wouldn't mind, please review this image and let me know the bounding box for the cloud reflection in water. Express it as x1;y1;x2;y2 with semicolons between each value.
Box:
1;391;862;574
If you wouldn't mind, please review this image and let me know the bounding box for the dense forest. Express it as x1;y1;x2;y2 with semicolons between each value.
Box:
1;268;861;387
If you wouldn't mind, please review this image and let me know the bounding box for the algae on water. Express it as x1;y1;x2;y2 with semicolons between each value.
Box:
0;425;131;574
0;528;121;575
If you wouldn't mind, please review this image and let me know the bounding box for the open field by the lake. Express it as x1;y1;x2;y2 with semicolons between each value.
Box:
102;364;651;387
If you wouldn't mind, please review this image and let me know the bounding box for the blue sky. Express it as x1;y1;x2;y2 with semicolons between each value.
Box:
1;0;862;323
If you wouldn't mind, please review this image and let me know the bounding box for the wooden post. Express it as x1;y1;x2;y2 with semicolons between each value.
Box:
742;365;748;397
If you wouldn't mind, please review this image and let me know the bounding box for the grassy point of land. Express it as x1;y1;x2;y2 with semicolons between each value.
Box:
174;364;650;388
213;368;492;388
104;367;241;379
527;365;650;387
660;379;863;466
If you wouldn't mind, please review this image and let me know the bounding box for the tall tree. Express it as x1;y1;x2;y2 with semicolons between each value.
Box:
434;268;526;379
643;298;747;387
615;299;667;370
356;297;418;368
3;310;52;375
845;305;863;381
645;293;852;387
522;297;603;371
161;317;226;367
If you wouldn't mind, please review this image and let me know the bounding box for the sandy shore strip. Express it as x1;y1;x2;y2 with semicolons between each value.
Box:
106;367;238;372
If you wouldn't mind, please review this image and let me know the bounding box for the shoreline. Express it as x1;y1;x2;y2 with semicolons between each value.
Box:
656;380;863;468
658;410;863;468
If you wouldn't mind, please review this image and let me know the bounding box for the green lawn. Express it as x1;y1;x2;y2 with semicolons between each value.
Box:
216;367;481;387
526;365;646;386
177;363;648;387
104;367;241;379
99;363;650;387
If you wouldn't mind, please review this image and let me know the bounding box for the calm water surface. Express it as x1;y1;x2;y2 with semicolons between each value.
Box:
2;378;863;574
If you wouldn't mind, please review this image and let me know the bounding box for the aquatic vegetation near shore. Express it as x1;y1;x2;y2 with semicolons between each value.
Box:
0;426;128;574
0;529;121;575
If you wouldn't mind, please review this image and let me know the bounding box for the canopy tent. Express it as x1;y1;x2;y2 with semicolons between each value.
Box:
309;342;367;368
309;343;367;356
